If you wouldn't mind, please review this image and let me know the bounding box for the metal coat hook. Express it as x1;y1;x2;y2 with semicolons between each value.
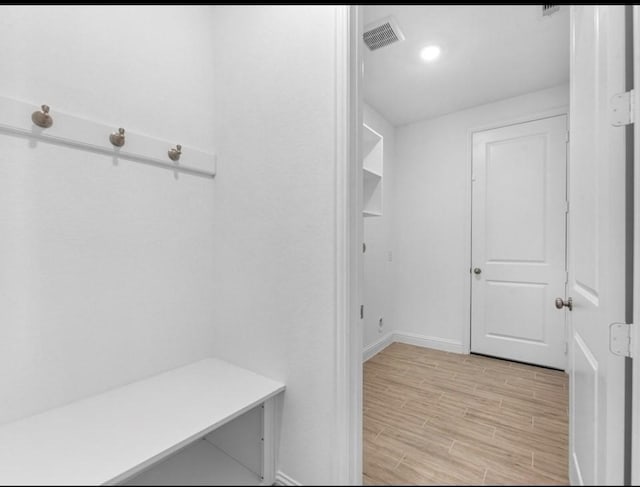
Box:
31;104;53;128
110;127;125;147
168;144;182;162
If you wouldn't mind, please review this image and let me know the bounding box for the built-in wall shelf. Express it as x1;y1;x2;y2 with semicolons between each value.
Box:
363;123;383;217
363;167;382;179
0;358;285;486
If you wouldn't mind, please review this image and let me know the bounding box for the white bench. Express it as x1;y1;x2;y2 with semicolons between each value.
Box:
0;358;285;485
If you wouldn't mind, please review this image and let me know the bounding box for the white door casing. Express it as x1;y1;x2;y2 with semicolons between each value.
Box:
633;6;640;485
568;5;627;485
471;115;568;369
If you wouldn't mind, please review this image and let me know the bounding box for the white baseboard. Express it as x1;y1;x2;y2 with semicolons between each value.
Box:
569;452;582;487
274;471;301;486
393;331;465;354
362;332;394;361
363;331;465;361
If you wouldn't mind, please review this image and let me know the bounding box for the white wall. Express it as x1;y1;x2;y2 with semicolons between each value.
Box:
363;104;395;350
0;5;348;485
208;6;342;485
392;83;569;351
0;5;219;425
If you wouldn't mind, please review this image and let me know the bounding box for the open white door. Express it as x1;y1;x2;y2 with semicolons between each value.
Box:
568;5;628;485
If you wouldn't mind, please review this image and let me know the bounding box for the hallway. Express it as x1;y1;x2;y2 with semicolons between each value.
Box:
363;343;568;485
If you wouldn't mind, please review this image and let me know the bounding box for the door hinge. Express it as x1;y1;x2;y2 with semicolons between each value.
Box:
360;304;364;319
565;131;569;143
564;341;568;355
611;89;634;126
609;322;633;357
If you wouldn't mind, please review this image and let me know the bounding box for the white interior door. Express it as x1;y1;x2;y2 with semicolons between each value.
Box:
471;115;568;369
568;5;627;485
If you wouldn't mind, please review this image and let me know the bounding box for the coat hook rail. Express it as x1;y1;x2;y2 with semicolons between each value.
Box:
0;95;216;179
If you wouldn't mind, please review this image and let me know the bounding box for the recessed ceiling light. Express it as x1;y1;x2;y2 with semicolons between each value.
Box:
420;45;441;62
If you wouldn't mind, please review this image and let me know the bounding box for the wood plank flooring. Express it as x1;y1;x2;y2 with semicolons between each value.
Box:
363;343;568;485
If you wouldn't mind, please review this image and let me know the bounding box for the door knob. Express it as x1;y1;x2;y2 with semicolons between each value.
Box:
555;297;573;311
473;268;482;275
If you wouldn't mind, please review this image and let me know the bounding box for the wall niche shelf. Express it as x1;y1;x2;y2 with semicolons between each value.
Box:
362;123;383;217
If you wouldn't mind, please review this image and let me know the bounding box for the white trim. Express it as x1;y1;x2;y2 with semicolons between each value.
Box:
362;333;394;362
463;120;473;356
393;331;466;355
465;105;570;361
632;6;640;485
571;451;584;486
363;331;465;362
333;5;362;486
467;105;570;136
274;471;302;486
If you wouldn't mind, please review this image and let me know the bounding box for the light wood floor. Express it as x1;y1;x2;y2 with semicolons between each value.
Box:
363;343;568;485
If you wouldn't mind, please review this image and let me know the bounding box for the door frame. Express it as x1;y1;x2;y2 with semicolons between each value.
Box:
632;5;640;485
465;108;569;369
334;4;363;485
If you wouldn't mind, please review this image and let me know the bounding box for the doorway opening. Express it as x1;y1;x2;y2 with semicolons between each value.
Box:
355;4;633;486
358;4;574;485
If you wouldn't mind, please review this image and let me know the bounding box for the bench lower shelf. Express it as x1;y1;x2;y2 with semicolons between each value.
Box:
124;439;261;486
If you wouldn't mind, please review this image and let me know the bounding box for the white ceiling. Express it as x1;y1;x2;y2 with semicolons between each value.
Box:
363;5;569;126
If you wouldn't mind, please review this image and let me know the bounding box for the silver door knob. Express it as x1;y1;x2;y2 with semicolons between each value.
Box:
555;297;573;311
473;268;482;275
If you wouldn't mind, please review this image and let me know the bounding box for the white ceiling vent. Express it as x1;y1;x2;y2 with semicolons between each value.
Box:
542;4;560;17
363;16;405;51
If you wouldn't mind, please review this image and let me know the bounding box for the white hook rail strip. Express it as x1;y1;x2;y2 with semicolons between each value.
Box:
0;95;216;179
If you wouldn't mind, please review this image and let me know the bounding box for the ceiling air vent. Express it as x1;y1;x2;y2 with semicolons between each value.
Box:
363;16;405;51
542;4;560;16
